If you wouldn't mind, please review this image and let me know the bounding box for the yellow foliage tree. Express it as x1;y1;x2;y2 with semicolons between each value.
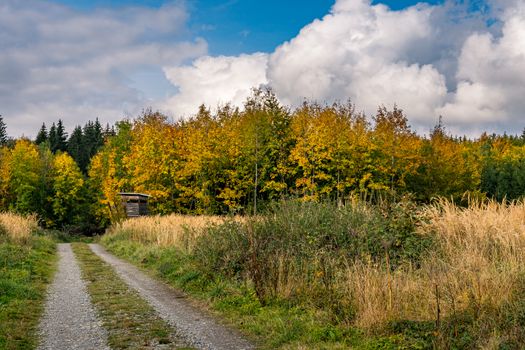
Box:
9;140;42;214
0;146;12;210
52;152;84;226
124;112;179;214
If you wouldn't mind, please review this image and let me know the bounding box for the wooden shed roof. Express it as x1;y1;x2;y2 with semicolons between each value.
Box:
118;192;151;198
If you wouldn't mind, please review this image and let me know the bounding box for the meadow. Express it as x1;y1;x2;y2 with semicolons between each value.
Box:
3;95;525;349
101;198;525;349
0;213;56;349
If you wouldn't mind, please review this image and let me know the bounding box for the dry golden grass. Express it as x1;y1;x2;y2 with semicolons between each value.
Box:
107;200;525;345
111;214;233;251
347;199;525;337
0;212;39;243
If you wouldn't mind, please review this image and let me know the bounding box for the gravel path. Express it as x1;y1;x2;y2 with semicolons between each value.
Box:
38;243;110;350
89;243;255;350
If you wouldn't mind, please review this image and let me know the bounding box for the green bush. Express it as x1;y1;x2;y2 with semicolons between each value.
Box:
193;220;249;279
192;199;431;308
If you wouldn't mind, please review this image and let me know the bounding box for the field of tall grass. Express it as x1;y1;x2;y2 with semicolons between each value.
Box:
103;199;525;348
347;200;525;345
111;214;228;249
0;212;39;243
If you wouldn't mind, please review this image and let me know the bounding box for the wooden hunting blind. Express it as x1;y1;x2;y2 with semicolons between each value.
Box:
119;193;150;218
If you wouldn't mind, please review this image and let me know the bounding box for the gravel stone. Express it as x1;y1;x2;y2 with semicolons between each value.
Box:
38;243;110;350
89;243;255;350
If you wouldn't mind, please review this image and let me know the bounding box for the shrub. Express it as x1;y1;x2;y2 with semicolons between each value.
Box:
192;199;429;312
193;220;249;279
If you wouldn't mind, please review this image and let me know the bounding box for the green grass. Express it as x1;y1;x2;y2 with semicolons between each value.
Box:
0;234;57;350
101;237;436;349
72;243;194;350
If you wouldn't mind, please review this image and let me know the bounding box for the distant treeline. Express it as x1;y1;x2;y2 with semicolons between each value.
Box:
1;89;525;229
34;119;115;173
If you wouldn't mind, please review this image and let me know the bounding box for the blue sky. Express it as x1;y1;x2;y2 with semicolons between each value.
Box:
53;0;444;55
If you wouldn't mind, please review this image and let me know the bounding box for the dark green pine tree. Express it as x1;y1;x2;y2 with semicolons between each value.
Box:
55;119;68;152
49;122;58;153
67;126;85;171
0;115;7;146
93;118;104;150
83;118;104;159
35;123;48;145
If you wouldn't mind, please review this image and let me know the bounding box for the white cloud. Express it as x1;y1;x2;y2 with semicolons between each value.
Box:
160;0;525;135
159;53;269;117
0;0;207;137
437;2;525;132
267;0;448;127
161;0;449;127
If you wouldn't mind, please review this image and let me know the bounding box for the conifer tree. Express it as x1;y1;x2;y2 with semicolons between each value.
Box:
83;119;104;160
56;119;68;152
49;123;58;153
35;123;48;145
67;126;85;171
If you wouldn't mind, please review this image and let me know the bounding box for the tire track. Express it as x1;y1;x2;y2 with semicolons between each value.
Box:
89;243;254;350
38;243;110;350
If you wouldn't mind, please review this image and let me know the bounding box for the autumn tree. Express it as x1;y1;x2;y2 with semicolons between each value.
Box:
174;105;222;213
369;106;421;195
289;102;368;201
51;153;85;227
0;146;12;210
407;120;480;201
88;120;133;223
8;140;44;214
0;115;7;146
124;111;179;214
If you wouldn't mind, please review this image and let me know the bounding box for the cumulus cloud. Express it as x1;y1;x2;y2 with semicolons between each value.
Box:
0;0;206;137
159;53;269;117
437;2;525;134
161;0;450;127
267;0;448;126
161;0;525;135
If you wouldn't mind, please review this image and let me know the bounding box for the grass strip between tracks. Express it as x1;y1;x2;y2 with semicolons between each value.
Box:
72;243;194;350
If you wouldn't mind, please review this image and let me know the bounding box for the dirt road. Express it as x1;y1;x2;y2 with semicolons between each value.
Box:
89;243;254;350
38;243;110;350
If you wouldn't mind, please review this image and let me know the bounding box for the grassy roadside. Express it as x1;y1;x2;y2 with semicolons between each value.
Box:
71;243;194;350
0;233;57;350
102;199;525;349
101;238;417;349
